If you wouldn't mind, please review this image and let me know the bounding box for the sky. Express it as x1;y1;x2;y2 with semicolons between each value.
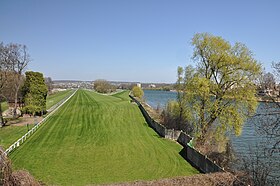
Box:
0;0;280;83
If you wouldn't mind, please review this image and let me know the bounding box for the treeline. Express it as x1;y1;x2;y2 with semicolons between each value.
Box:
93;79;145;99
0;42;48;127
93;79;116;93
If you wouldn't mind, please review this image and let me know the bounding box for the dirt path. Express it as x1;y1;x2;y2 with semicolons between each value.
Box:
7;115;43;126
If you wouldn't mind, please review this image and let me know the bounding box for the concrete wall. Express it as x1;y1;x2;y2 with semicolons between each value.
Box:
165;129;181;140
130;95;224;173
182;145;224;173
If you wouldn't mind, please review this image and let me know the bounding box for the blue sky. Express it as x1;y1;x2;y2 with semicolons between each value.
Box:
0;0;279;83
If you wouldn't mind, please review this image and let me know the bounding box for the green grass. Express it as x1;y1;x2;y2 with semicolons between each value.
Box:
10;90;198;185
0;90;74;150
0;125;34;149
1;101;8;112
46;89;74;110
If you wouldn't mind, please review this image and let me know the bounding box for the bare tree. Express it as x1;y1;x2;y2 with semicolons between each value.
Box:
272;62;280;78
44;77;53;93
240;145;276;186
8;44;30;118
260;72;276;90
0;43;12;127
260;62;280;152
94;79;116;93
243;62;280;185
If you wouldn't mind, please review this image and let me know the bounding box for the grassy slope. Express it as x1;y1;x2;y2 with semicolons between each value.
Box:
0;90;74;150
10;90;198;185
46;89;73;110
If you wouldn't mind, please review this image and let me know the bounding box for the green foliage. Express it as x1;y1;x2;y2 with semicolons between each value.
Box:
132;86;144;98
1;102;8;112
10;90;198;185
177;33;261;145
22;71;48;115
166;101;180;117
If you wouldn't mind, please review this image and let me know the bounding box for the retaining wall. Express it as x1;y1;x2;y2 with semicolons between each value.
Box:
130;94;224;173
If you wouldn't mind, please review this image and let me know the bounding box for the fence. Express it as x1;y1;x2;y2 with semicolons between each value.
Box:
177;132;224;173
130;95;224;173
130;95;166;137
4;89;77;156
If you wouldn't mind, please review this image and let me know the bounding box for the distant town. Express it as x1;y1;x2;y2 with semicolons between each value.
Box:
52;80;174;91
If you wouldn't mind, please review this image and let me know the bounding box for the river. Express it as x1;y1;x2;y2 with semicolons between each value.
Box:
143;90;280;182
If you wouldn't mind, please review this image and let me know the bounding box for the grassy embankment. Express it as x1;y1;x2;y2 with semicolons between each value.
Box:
0;90;74;149
10;89;198;185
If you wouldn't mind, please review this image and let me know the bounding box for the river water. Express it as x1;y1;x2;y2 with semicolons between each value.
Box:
143;90;280;181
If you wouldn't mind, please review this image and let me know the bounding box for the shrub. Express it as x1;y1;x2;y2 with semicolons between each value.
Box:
132;86;143;98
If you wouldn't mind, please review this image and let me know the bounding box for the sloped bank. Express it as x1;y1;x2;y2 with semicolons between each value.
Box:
129;95;224;174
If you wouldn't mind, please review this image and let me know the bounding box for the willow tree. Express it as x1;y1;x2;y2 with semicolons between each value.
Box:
179;33;261;145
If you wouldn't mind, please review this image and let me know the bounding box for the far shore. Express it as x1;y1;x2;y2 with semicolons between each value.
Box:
143;88;280;103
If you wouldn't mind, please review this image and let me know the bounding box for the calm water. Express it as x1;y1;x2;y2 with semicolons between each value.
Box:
144;90;280;180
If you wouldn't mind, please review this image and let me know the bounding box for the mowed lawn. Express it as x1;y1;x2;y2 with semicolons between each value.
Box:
10;90;198;185
0;90;74;150
0;124;34;149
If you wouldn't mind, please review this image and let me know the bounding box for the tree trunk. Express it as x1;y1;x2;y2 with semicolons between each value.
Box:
13;89;18;118
13;74;21;119
0;101;5;127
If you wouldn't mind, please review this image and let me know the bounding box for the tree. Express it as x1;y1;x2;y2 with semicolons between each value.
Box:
178;33;261;146
260;72;276;90
0;43;11;126
9;44;30;118
258;62;280;152
22;71;48;116
272;61;280;78
240;144;275;186
132;86;144;98
248;62;280;184
44;77;53;93
94;79;116;93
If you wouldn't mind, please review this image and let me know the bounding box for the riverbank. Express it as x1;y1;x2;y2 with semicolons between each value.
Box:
257;96;280;103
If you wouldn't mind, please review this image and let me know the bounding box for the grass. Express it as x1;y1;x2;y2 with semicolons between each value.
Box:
10;89;198;185
1;101;8;112
46;89;74;110
0;90;74;150
0;124;34;149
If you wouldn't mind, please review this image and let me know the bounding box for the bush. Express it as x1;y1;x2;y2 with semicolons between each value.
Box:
132;86;143;98
161;100;193;133
94;79;116;93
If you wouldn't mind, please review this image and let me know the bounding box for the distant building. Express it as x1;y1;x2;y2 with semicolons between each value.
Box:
149;84;156;88
137;83;141;88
